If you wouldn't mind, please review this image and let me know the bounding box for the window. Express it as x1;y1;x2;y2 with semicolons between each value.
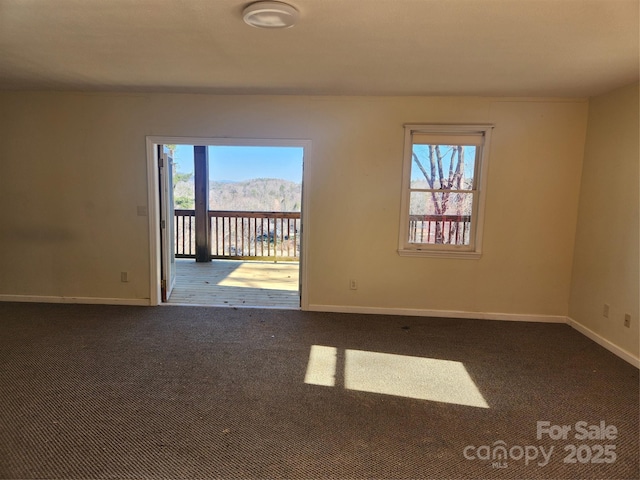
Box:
398;124;493;258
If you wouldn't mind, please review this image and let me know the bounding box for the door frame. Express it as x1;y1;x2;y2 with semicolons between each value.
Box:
145;136;311;309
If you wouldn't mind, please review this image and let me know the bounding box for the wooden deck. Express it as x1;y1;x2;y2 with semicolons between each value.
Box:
166;259;300;309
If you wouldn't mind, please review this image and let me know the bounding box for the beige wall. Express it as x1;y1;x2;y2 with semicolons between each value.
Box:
569;83;640;357
0;92;588;318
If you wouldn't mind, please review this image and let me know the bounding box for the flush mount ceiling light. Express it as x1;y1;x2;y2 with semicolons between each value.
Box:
242;1;299;29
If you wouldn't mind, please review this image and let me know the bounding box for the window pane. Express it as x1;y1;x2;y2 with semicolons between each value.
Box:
408;192;473;245
410;145;476;190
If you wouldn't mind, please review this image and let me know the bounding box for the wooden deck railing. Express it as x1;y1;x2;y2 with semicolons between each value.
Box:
174;209;301;261
174;209;196;258
409;214;471;245
210;211;300;260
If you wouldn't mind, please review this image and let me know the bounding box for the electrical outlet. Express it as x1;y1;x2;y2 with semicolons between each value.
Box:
624;314;631;328
121;272;129;283
603;304;610;318
349;279;357;290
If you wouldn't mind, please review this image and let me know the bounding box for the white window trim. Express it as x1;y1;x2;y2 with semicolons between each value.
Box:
398;124;494;259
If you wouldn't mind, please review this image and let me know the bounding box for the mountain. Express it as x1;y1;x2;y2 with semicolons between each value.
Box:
173;177;302;212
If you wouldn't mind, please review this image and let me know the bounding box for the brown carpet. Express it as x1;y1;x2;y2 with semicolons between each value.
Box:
0;302;638;479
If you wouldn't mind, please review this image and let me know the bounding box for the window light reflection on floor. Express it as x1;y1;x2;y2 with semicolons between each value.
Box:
304;345;489;409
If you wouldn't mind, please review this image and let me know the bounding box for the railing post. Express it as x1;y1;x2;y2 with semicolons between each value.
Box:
194;146;210;262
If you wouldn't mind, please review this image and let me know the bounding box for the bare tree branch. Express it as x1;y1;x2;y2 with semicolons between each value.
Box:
412;152;433;188
435;145;445;189
448;148;455;184
449;147;456;185
428;146;437;186
452;146;464;190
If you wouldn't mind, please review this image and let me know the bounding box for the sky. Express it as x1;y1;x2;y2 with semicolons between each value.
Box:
169;145;303;183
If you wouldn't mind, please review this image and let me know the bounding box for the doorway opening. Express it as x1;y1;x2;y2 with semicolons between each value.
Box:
147;137;309;309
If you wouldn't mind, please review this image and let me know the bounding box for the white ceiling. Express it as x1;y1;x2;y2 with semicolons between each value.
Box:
0;0;638;97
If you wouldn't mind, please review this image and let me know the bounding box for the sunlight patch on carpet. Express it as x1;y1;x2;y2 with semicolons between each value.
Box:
304;345;489;408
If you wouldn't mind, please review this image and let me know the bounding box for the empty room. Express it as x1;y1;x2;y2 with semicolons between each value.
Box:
0;1;638;479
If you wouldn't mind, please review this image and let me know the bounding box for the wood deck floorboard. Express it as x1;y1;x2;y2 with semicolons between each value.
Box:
166;259;300;309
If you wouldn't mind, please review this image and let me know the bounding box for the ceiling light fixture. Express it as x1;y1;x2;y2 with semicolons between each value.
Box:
242;1;299;29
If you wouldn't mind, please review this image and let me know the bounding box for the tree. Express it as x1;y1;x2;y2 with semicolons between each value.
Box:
412;145;468;243
174;196;194;209
165;144;196;208
174;171;193;184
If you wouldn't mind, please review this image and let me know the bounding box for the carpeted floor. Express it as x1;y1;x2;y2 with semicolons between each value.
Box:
0;302;638;479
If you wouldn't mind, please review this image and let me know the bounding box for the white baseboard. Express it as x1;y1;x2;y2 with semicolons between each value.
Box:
0;294;150;307
306;304;638;368
567;317;640;368
306;304;567;323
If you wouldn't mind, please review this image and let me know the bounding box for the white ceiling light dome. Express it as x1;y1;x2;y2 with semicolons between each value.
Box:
242;1;299;29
